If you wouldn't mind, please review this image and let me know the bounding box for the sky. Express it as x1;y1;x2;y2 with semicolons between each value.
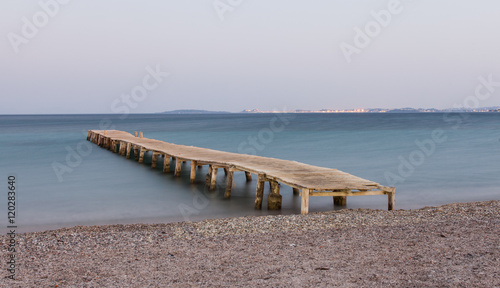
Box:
1;0;500;114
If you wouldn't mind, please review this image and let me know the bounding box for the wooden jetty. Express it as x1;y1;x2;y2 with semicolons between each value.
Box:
87;130;395;214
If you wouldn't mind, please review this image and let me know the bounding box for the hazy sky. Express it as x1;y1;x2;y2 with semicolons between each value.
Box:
1;0;500;114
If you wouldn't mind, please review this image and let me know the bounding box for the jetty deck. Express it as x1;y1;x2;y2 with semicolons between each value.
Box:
87;130;395;214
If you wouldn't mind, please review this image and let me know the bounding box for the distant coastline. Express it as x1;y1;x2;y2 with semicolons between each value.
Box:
242;106;500;113
158;107;500;114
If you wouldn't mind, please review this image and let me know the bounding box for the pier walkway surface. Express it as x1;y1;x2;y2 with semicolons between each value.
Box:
87;130;395;214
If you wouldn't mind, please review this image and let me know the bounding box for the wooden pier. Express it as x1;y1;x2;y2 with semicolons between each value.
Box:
87;130;395;214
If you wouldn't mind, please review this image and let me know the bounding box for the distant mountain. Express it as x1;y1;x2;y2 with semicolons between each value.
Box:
160;110;230;114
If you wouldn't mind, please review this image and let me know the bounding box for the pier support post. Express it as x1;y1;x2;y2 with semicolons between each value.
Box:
223;168;228;176
104;138;110;149
163;155;171;172
151;152;159;169
126;143;132;159
190;161;197;183
224;169;234;198
138;149;145;164
293;188;299;196
245;172;252;182
301;189;310;215
334;196;347;206
140;131;143;138
134;131;138;137
209;167;218;190
87;131;91;141
255;174;265;209
174;158;182;176
267;181;282;210
134;146;139;160
119;142;125;155
388;188;395;211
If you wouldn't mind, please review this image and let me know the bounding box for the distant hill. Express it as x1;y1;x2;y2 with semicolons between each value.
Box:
160;110;230;114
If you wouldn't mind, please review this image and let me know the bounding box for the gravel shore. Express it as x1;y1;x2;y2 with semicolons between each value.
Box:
2;200;499;287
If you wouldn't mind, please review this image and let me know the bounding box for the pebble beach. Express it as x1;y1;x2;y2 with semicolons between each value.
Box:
2;200;499;287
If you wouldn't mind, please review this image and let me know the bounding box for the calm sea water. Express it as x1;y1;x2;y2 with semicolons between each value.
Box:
1;113;499;232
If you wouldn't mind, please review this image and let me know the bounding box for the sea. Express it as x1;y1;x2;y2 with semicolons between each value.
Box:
1;113;499;233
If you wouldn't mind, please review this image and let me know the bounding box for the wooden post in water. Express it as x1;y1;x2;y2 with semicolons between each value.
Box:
163;154;171;172
87;131;91;141
174;158;182;176
138;148;145;164
293;188;299;196
151;152;159;169
255;174;265;209
245;172;252;181
301;189;310;215
388;187;395;211
190;161;197;183
134;146;139;160
126;143;132;159
134;131;138;137
268;181;282;210
223;168;228;176
209;166;218;190
206;165;213;187
104;130;107;136
119;142;125;155
333;196;347;206
224;169;234;198
140;131;143;138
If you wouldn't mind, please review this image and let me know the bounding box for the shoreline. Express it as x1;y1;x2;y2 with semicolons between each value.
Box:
2;200;499;286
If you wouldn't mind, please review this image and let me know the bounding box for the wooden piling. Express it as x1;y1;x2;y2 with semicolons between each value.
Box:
267;181;282;210
140;131;143;138
126;143;132;159
301;189;310;215
388;188;395;211
190;161;197;183
174;158;182;176
134;131;138;137
255;174;265;209
245;172;252;181
163;155;171;173
87;131;91;141
223;168;228;176
224;169;234;198
209;166;218;190
334;196;347;206
138;149;145;164
134;146;139;160
151;152;159;169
